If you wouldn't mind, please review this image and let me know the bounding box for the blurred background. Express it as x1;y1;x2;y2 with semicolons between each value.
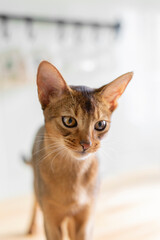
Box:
0;0;160;202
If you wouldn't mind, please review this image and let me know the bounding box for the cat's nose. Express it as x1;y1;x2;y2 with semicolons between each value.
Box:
80;140;92;151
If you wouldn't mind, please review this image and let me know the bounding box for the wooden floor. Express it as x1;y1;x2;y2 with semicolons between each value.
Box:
0;168;160;240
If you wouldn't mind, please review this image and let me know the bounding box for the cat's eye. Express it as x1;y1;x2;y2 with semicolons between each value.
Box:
62;116;77;128
95;120;107;131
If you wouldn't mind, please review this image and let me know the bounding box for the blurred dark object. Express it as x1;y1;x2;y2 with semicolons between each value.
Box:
0;13;121;39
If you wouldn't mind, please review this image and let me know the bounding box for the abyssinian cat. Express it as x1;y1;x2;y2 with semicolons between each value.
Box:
28;61;133;240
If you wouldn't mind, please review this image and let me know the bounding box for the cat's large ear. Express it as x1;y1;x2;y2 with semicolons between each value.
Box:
97;72;133;112
37;61;69;109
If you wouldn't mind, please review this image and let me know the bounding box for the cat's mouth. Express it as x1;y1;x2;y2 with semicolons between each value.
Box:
77;151;88;155
71;150;92;160
65;143;96;160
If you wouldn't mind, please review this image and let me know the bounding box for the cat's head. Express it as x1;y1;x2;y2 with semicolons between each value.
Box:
37;61;133;160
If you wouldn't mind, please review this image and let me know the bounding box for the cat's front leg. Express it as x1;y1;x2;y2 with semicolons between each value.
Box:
44;221;62;240
74;206;94;240
76;220;94;240
42;204;64;240
44;217;63;240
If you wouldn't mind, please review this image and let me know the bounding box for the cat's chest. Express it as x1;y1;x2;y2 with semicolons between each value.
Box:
52;176;90;203
74;186;90;206
42;170;92;209
39;155;98;209
60;184;91;213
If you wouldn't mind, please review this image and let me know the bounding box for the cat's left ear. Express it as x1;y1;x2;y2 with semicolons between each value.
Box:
97;72;133;112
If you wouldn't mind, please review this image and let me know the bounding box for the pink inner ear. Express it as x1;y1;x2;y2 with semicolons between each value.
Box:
37;61;68;109
100;72;133;112
107;91;122;112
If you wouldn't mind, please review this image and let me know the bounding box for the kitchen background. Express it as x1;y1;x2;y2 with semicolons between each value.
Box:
0;0;160;200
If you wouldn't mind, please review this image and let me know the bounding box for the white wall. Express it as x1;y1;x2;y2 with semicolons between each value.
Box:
0;1;160;200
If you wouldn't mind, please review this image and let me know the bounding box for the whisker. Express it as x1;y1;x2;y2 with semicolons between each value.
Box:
32;143;60;156
35;145;64;167
35;136;57;141
51;148;66;173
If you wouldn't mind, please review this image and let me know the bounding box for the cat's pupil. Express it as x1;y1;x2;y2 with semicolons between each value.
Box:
99;122;102;127
68;118;72;124
99;121;105;129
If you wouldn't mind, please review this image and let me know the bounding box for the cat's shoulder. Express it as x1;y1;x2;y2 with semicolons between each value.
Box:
32;125;45;155
35;125;45;138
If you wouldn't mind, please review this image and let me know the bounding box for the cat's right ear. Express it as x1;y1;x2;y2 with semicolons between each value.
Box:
37;61;69;109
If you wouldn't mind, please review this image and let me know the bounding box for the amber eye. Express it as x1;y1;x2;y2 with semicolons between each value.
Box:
95;120;107;131
62;116;77;128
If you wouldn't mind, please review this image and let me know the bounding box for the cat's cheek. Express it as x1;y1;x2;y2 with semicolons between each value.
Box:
97;132;107;140
91;142;100;153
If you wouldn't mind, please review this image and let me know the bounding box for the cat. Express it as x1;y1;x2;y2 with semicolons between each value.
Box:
28;61;133;240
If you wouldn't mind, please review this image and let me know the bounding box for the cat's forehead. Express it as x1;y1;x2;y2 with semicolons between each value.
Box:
68;85;109;119
70;85;96;114
48;85;110;120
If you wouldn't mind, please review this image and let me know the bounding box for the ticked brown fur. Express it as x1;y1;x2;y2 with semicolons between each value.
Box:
28;61;133;240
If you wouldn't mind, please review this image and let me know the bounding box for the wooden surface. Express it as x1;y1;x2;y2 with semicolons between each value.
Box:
0;168;160;240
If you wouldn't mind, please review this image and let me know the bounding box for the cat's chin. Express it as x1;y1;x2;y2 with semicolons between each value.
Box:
72;152;93;161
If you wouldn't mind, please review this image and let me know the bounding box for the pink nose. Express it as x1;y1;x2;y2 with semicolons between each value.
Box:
80;140;92;151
